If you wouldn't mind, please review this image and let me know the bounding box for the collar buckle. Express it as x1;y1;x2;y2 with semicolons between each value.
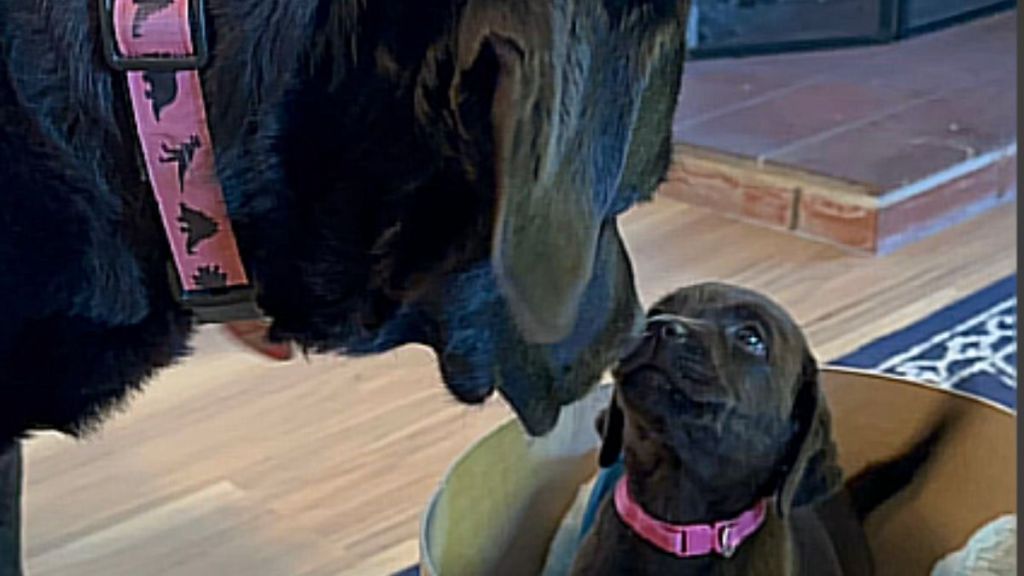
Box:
98;0;209;71
717;525;737;558
167;265;263;324
182;287;264;324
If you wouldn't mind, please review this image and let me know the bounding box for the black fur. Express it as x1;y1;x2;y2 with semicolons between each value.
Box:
0;444;21;576
0;0;689;444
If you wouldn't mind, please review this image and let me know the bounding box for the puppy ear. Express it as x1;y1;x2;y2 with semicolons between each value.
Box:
597;392;625;468
776;354;843;517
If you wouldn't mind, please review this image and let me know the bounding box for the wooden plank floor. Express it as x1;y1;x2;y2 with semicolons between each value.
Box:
23;197;1015;576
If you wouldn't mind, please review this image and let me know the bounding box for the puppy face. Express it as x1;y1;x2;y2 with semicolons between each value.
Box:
602;283;841;513
618;283;807;432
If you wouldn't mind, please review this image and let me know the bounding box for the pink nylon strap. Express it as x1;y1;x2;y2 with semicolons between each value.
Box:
112;0;248;292
614;476;768;559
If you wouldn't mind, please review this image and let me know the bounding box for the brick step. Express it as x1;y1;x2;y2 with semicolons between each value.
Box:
665;10;1017;254
664;142;1016;254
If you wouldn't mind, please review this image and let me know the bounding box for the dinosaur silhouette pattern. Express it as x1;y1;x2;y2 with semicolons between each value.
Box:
176;202;219;255
159;134;201;193
142;71;178;122
193;264;229;289
132;0;175;38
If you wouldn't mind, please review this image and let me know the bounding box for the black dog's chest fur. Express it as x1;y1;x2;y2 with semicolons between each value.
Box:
0;4;188;440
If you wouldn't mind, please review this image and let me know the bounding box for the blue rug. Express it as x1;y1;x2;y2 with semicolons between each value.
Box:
395;275;1018;575
834;275;1017;410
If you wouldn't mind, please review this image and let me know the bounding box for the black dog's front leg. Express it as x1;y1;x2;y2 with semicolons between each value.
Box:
0;442;22;576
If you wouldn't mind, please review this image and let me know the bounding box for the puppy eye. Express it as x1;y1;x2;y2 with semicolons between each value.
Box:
735;325;767;357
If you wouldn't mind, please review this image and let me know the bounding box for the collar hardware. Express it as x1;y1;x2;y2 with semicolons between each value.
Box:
614;476;769;559
99;0;209;72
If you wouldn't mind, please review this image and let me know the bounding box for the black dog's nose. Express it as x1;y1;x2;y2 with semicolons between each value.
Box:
648;316;689;342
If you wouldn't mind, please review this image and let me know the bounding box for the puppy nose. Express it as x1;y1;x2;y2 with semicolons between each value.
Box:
649;317;688;342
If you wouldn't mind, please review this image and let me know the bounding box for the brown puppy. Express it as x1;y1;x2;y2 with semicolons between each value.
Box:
570;283;945;576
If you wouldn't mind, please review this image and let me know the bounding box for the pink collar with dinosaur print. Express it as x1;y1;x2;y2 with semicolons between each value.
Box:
102;0;261;323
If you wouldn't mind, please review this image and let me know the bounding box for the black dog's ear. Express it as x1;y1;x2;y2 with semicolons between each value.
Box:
451;1;687;345
484;33;600;345
452;6;605;345
776;354;843;517
596;392;625;468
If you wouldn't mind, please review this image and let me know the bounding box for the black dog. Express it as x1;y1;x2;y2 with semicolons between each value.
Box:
0;0;692;572
571;283;952;575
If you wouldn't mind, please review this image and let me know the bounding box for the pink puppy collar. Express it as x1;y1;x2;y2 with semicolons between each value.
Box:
614;476;769;559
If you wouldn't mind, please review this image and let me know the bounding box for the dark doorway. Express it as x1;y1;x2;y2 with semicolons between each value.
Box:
688;0;1015;57
903;0;1011;30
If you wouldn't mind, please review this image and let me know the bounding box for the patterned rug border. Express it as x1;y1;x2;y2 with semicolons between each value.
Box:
834;275;1017;409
